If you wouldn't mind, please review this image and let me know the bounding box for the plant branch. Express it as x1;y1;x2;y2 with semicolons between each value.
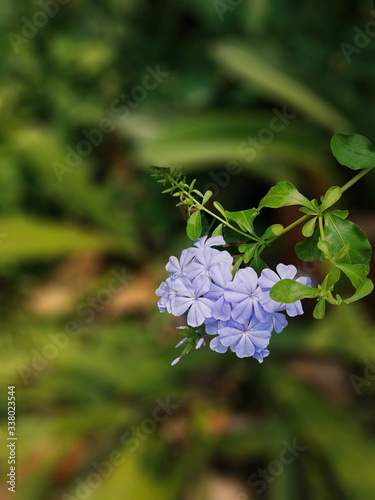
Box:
341;168;373;193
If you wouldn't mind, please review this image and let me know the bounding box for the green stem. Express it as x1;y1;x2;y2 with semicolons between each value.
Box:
198;202;258;241
266;214;310;245
341;168;373;193
263;167;373;246
178;185;259;242
166;166;373;250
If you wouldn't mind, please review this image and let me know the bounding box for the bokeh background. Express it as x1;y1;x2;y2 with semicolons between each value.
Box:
1;0;375;498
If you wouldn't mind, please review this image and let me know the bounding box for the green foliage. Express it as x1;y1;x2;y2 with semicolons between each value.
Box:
224;208;259;234
331;134;375;170
186;211;202;240
270;279;319;303
2;1;375;498
158;132;374;318
259;181;312;209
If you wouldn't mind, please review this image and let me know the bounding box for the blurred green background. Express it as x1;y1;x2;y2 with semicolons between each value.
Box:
1;0;375;499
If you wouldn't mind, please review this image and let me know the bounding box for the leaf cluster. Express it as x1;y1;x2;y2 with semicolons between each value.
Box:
156;133;375;318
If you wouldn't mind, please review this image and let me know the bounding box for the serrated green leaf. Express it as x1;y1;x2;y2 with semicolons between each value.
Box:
295;225;323;262
212;223;223;237
331;133;375;170
270;279;319;303
320;186;342;211
302;217;317;237
213;201;227;220
202;190;213;205
344;278;374;304
259;181;312;209
186;210;202;240
321;268;341;291
225;208;259;234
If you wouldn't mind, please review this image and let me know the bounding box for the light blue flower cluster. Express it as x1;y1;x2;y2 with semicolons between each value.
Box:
156;236;311;364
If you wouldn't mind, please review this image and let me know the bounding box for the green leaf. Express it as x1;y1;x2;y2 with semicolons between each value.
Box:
295;226;323;262
251;250;268;274
333;243;350;262
238;243;257;263
232;256;243;276
335;263;369;289
313;299;326;319
331;133;375;170
331;209;349;219
317;240;332;259
302;217;317;237
192;189;204;197
186;211;202;240
213;201;227;220
299;207;318;215
320;186;342;211
225;208;259;234
201;212;210;235
189;179;197;192
270;279;319;303
259;182;312;209
202;190;213;205
321;268;341;291
344;278;374;304
212;223;223;237
323;212;372;266
262;224;284;239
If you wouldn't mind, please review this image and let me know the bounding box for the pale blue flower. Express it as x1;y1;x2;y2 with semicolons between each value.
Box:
171;275;213;327
204;263;233;321
186;246;233;282
219;317;273;358
271;311;288;333
204;316;220;335
155;281;168;312
165;248;194;277
156;277;178;313
252;348;270;363
210;336;228;354
224;267;268;324
193;235;226;251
